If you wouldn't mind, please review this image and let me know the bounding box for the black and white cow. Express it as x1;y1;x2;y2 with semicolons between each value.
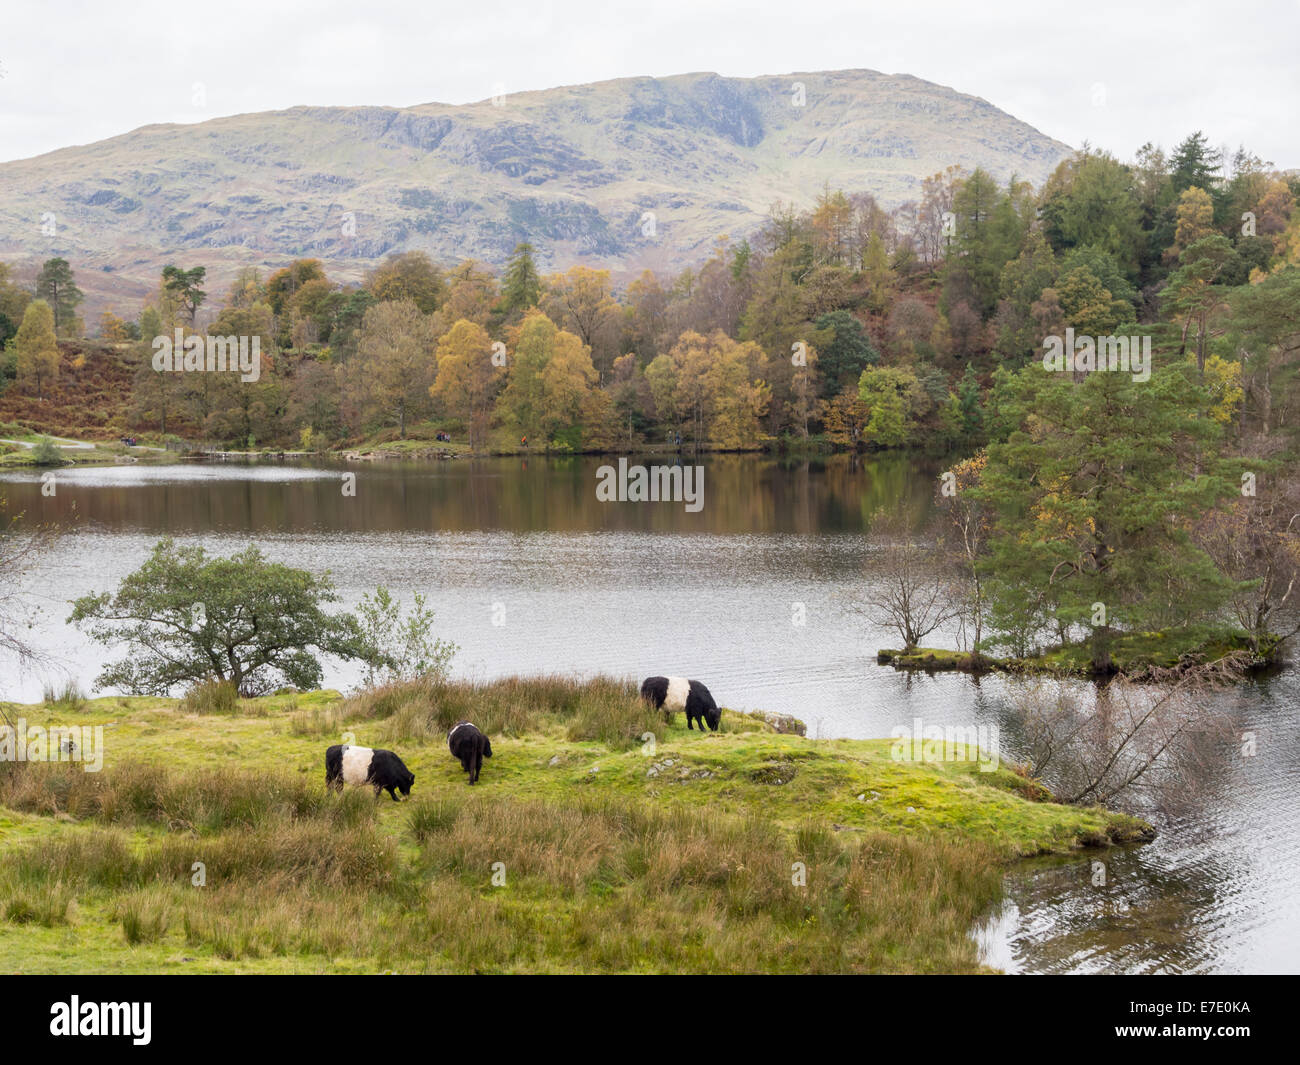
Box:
325;744;415;801
640;676;721;732
447;721;492;784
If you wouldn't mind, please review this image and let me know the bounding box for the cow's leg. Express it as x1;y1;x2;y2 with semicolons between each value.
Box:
387;786;400;802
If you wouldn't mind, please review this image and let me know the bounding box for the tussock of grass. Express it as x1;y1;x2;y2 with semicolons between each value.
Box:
1;872;73;927
41;680;87;714
179;679;240;716
115;887;173;945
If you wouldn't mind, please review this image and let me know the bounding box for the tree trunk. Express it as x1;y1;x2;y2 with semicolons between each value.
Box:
1091;625;1113;674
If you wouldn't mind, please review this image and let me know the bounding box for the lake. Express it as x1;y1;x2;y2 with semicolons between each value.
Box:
1;452;1297;974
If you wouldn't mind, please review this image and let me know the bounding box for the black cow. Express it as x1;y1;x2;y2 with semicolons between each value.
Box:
325;744;415;801
640;676;721;731
447;721;492;784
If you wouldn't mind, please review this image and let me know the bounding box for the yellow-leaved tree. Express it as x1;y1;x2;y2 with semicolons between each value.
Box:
14;299;60;400
430;318;502;449
499;310;596;449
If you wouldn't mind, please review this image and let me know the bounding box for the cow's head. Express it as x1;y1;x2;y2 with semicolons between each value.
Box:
400;770;415;798
705;706;721;732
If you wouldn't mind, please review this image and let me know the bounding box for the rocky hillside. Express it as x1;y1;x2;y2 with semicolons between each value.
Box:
0;69;1070;315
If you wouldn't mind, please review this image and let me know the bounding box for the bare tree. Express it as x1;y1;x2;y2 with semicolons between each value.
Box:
1196;460;1300;655
862;511;961;651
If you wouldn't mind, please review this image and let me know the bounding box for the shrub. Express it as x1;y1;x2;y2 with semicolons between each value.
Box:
30;437;66;466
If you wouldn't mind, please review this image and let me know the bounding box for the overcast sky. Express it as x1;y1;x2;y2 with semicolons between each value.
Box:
1;0;1296;168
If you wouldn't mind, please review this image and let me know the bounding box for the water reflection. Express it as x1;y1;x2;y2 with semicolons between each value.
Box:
0;452;939;536
977;673;1300;974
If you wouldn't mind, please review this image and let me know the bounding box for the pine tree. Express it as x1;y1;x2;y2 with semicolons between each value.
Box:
35;258;83;336
975;362;1236;670
499;243;541;317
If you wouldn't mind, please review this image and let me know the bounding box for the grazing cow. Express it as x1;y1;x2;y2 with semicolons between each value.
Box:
325;744;415;801
640;676;721;732
447;721;492;784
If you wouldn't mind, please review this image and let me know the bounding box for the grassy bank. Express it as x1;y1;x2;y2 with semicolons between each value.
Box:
0;676;1149;973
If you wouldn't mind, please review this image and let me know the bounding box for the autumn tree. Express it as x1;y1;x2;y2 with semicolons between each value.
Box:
354;299;438;437
13;299;59;400
1171;186;1216;259
367;251;445;314
290;278;341;346
498;310;594;448
625;271;669;361
540;325;599;446
0;263;32;331
98;310;132;342
541;266;622;378
441;261;500;328
706;336;770;448
430;318;502;449
820;391;870;448
266;259;326;344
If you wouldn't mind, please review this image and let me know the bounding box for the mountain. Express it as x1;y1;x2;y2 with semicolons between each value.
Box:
0;69;1071;317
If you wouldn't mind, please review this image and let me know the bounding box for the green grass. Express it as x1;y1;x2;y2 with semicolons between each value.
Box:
0;676;1150;973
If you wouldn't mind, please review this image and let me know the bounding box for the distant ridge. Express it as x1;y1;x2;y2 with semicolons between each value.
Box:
0;69;1071;315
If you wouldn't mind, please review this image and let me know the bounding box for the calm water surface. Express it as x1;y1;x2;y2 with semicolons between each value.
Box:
1;454;1296;973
